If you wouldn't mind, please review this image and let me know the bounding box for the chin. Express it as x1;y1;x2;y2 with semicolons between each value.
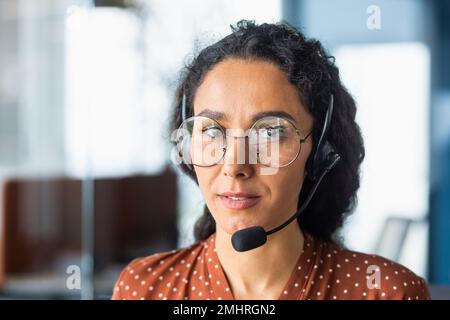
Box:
219;217;269;236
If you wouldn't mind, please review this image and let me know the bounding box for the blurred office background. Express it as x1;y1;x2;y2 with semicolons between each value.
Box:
0;0;448;299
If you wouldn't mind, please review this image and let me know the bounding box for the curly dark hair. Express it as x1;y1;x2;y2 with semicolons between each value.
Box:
169;20;365;245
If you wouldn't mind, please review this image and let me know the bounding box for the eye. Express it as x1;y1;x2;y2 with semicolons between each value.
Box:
259;126;286;139
202;126;223;138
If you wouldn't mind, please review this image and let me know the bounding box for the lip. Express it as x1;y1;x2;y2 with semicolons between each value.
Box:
217;192;261;210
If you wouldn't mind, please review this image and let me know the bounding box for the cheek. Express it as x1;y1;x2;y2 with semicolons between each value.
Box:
194;167;218;200
264;162;305;201
264;145;309;203
194;167;224;224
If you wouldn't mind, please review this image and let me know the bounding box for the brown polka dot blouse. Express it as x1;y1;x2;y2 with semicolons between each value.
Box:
112;232;430;300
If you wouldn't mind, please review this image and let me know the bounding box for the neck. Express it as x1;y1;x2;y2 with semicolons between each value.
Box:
215;220;304;299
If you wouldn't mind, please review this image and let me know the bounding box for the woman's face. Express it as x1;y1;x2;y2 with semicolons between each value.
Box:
193;58;314;235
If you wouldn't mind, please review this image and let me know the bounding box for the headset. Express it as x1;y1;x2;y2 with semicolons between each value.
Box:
305;94;341;181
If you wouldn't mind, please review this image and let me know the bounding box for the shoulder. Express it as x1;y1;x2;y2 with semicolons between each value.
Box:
317;240;430;300
111;240;205;300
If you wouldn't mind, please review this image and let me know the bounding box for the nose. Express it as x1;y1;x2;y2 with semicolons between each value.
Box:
222;134;254;179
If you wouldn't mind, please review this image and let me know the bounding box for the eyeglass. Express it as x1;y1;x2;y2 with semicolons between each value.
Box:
175;115;312;168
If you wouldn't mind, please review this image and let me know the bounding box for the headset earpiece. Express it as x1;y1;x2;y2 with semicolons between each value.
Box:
306;94;341;180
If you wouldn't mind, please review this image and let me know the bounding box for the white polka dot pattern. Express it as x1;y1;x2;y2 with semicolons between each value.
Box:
111;232;430;300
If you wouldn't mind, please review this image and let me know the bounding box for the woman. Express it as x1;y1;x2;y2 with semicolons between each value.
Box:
112;20;430;300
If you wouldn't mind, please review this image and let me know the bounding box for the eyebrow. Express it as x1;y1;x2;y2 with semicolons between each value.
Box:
197;109;228;121
196;109;297;124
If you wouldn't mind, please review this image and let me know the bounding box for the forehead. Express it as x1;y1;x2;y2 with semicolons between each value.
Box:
193;59;310;127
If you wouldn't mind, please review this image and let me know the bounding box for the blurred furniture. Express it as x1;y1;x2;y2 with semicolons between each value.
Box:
0;167;178;295
375;217;414;262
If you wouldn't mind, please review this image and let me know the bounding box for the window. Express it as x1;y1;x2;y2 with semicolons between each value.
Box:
335;43;430;277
